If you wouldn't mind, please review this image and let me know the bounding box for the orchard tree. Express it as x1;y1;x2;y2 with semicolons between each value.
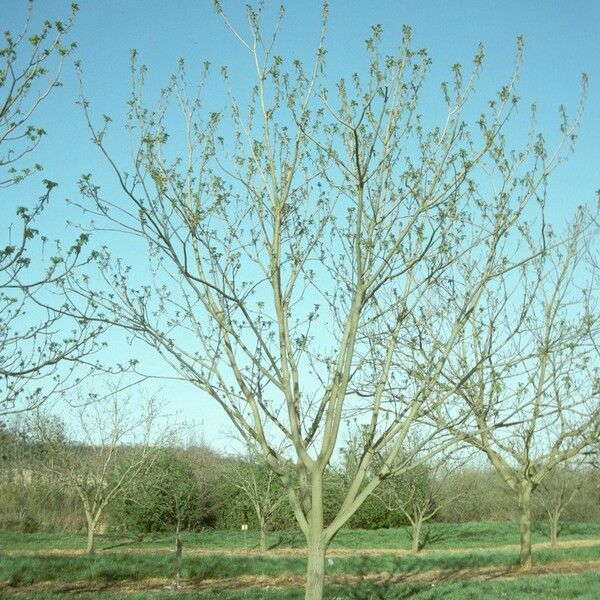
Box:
223;442;288;551
1;1;102;416
374;452;465;553
112;446;216;588
111;447;217;535
33;386;165;554
434;208;600;569
66;3;587;597
535;464;584;547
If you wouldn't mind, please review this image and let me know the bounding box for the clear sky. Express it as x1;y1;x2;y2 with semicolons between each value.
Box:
3;0;599;450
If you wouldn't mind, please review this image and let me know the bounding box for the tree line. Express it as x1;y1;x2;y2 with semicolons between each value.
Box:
1;409;599;553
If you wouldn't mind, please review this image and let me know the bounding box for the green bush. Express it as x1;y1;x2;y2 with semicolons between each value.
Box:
109;450;216;533
1;510;40;533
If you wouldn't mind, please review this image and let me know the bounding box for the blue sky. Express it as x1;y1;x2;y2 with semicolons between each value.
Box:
3;0;599;450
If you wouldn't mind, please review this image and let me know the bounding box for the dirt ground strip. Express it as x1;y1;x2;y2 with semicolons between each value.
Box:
1;559;599;596
2;537;600;557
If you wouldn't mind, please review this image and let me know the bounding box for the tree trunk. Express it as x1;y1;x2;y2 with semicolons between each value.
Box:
549;511;560;547
518;482;533;569
411;518;422;554
304;473;327;600
85;516;97;555
175;533;183;587
259;520;267;552
305;532;327;600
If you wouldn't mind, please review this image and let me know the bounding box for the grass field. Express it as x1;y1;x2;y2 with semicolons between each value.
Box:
6;573;600;600
1;522;599;598
3;520;600;553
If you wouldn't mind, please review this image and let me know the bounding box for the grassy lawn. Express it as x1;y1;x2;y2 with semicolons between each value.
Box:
5;572;600;599
1;523;599;598
2;521;600;553
329;521;600;550
1;544;599;585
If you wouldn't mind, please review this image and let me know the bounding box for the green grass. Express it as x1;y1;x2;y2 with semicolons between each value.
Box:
329;521;600;551
1;544;599;586
0;531;89;551
2;522;599;599
2;521;600;554
327;572;600;600
7;572;600;599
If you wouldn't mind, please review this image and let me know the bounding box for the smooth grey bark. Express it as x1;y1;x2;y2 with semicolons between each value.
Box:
305;533;327;600
518;482;533;569
304;473;327;600
175;533;183;588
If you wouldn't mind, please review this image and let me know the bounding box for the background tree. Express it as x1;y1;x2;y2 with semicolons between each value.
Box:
374;452;466;553
535;464;584;547
111;445;217;588
66;4;587;597
0;416;85;532
0;417;39;531
435;208;600;569
110;441;223;533
33;386;165;554
1;1;102;416
222;442;288;551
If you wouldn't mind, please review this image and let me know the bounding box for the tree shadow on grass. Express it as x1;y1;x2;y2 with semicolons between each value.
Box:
395;524;452;553
418;525;449;552
325;552;520;599
101;532;175;551
267;531;305;550
532;521;549;539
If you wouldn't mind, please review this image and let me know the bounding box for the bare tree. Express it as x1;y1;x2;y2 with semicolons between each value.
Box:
434;208;600;568
224;442;287;551
64;4;587;597
374;452;465;553
33;386;165;554
535;464;584;547
1;1;103;416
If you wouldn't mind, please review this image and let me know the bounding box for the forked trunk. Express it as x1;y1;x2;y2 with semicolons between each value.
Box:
85;515;97;555
518;482;533;569
411;518;422;553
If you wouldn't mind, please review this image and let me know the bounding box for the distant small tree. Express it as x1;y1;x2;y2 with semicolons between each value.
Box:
374;453;464;552
111;449;206;533
33;387;164;554
535;465;584;547
223;443;288;551
112;446;216;588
